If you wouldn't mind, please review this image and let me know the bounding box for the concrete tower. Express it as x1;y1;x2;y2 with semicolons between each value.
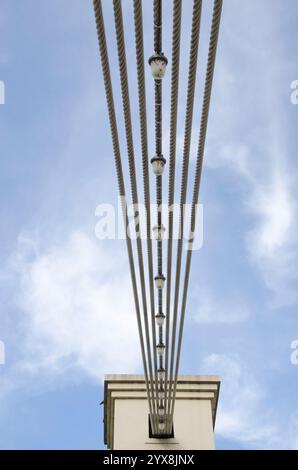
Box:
104;374;220;450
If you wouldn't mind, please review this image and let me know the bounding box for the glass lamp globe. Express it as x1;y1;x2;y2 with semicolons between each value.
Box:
151;155;166;176
157;367;165;381
154;274;165;289
148;53;168;80
158;388;165;399
155;312;165;327
158;421;165;431
153;224;166;241
156;342;165;356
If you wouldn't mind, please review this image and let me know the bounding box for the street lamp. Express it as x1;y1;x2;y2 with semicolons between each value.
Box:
156;342;165;357
151;154;166;176
154;274;165;289
158;418;165;431
148;53;168;80
157;366;165;381
153;224;166;241
155;312;165;327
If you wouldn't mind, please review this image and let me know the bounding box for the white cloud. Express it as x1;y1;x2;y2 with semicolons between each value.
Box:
11;230;141;383
202;353;298;449
248;173;294;259
210;142;297;263
206;142;255;183
246;172;298;307
209;140;298;307
202;354;279;447
192;290;249;324
201;24;298;308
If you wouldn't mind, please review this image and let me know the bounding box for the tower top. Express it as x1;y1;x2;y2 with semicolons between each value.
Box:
104;374;220;450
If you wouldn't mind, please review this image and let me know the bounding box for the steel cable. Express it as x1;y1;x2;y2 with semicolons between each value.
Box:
152;0;166;434
154;0;162;53
164;0;182;432
94;0;223;435
92;0;156;431
167;0;202;432
133;0;159;433
112;0;157;431
168;0;223;427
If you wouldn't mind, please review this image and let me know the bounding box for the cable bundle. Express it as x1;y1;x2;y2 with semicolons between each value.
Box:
93;0;223;436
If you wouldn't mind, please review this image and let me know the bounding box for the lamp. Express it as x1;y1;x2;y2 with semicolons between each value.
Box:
153;224;166;241
156;342;165;357
151;155;166;176
154;274;165;289
155;312;165;327
148;52;168;80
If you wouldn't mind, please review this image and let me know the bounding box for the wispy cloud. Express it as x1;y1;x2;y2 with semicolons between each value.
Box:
246;171;298;307
9;230;140;385
200;0;298;308
192;289;249;324
206;137;298;307
201;353;296;449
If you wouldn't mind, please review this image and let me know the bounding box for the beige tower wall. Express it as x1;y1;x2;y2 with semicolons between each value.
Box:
104;375;220;450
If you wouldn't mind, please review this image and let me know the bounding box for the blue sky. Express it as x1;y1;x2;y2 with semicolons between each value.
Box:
0;0;298;450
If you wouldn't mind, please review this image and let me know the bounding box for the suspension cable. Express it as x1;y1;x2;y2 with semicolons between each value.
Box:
151;0;167;435
94;0;223;434
154;0;162;53
167;0;202;432
164;0;182;432
168;0;223;427
133;0;159;434
112;0;157;432
92;0;155;428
